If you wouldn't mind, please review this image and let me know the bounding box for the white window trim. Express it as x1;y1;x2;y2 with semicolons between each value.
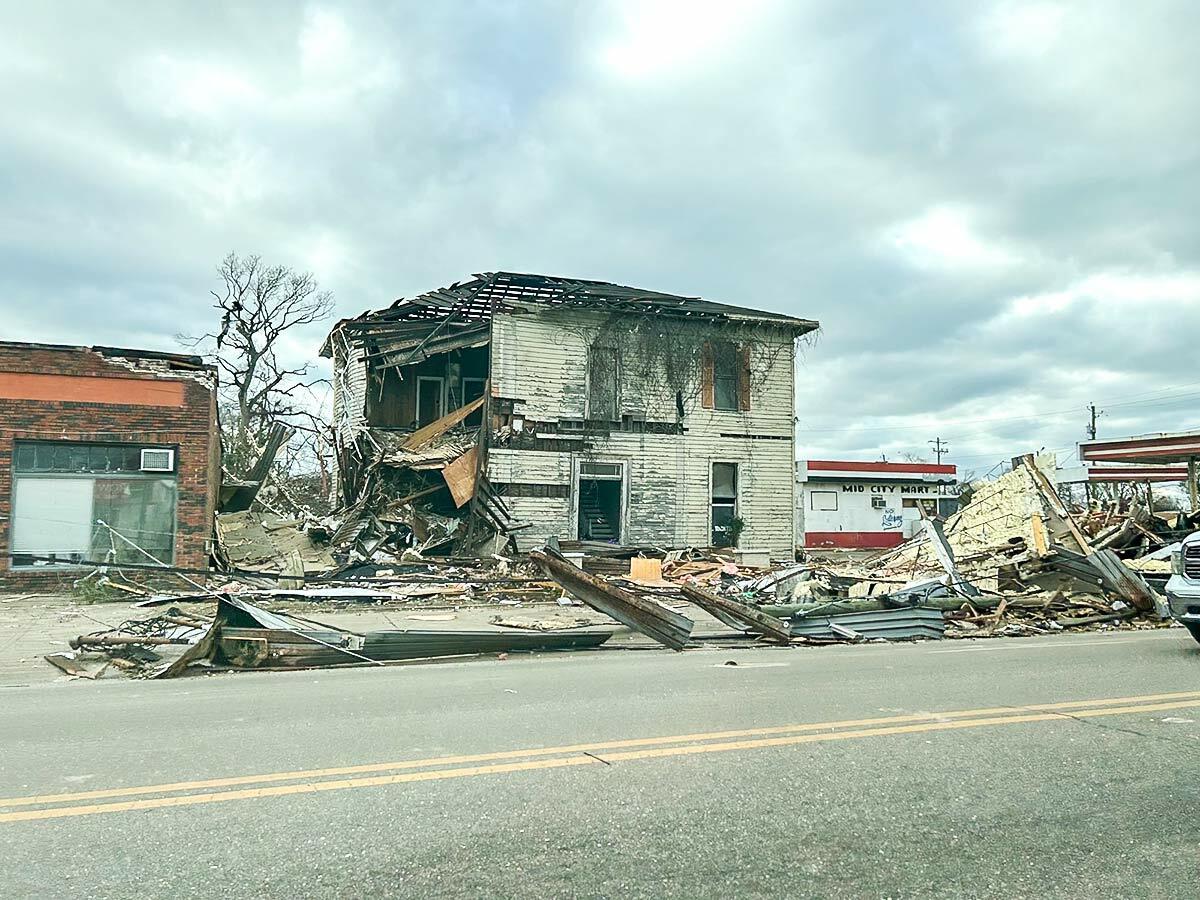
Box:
810;490;838;511
571;458;628;543
709;460;740;544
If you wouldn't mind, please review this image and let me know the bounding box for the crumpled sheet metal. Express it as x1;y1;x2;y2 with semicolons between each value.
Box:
155;595;613;676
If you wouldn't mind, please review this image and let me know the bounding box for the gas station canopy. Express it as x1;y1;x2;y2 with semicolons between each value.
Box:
1079;430;1200;465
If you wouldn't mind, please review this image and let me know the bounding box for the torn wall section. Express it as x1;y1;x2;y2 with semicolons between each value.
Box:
488;307;798;557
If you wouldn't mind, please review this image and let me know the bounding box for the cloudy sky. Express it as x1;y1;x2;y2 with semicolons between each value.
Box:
3;0;1197;475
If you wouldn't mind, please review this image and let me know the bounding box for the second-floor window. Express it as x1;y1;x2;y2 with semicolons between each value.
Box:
588;344;619;420
702;340;751;411
712;341;738;410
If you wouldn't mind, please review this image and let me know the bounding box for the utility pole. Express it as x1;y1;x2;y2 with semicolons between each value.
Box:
929;437;948;465
928;438;948;516
1085;403;1103;507
1086;403;1102;440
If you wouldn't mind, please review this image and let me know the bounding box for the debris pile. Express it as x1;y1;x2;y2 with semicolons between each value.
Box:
53;595;614;678
654;455;1173;640
328;391;521;564
49;457;1180;681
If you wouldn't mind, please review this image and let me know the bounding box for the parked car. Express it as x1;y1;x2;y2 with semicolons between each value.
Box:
1166;534;1200;644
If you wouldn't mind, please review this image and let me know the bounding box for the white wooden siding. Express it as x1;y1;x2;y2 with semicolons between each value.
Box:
331;336;369;447
489;309;798;557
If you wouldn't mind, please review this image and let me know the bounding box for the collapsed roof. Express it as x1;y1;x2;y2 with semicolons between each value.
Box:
321;270;820;364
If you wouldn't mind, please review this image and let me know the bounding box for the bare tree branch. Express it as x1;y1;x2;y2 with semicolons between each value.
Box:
184;253;334;503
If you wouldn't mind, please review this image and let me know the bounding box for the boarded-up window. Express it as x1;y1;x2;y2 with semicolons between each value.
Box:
810;491;838;511
700;342;714;408
703;341;750;411
738;345;752;411
588;346;619;420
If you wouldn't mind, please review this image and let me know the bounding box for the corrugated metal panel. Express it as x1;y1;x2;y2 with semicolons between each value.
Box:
787;607;946;640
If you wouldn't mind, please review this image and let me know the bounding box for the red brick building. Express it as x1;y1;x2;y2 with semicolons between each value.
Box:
0;341;220;587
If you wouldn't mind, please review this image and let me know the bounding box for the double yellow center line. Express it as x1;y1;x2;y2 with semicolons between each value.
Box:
4;689;1197;823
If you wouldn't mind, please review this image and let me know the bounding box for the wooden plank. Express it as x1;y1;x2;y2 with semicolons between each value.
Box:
1021;454;1092;553
678;582;792;643
1085;548;1158;613
531;550;693;651
1030;514;1049;556
443;447;480;508
700;341;714;409
279;549;305;590
403;392;486;451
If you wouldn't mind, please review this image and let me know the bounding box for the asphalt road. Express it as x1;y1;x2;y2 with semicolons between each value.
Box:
2;628;1199;899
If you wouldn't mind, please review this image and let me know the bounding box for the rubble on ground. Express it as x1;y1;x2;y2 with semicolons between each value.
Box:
49;456;1183;680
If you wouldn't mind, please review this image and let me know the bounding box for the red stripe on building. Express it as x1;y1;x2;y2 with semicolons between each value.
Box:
807;460;956;475
804;531;907;549
1088;465;1190;482
1081;432;1200;453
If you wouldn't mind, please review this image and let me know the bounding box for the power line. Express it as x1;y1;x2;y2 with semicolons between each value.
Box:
797;379;1200;434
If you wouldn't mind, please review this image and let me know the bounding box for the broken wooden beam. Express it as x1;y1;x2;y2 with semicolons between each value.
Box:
531;549;694;651
677;582;792;643
1085;548;1159;614
403;392;486;451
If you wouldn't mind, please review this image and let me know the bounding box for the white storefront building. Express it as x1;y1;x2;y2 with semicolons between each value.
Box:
796;459;957;549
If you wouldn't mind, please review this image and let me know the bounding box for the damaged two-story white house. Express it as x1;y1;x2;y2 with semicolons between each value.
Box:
321;272;818;558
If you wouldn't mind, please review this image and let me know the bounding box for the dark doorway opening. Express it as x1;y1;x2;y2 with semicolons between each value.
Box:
578;478;621;542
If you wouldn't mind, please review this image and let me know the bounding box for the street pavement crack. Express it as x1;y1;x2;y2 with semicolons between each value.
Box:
582;751;612;766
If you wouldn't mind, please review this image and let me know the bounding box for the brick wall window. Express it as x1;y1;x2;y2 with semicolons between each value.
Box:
10;440;178;568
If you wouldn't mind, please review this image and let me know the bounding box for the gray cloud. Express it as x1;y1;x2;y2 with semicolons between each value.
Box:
1;0;1197;476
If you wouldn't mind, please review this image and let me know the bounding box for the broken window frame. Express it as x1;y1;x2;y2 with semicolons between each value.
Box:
461;376;487;428
710;461;738;546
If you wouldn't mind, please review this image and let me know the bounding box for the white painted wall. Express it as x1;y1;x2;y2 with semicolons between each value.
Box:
489;308;799;557
799;480;948;540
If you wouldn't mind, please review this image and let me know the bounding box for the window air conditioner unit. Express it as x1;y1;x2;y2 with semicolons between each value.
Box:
140;448;175;472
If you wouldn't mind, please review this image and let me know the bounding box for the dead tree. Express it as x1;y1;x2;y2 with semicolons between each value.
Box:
182;253;334;480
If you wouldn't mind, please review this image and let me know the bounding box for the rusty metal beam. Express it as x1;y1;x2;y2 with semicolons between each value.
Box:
677;582;792;643
70;634;193;650
531;550;694;651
